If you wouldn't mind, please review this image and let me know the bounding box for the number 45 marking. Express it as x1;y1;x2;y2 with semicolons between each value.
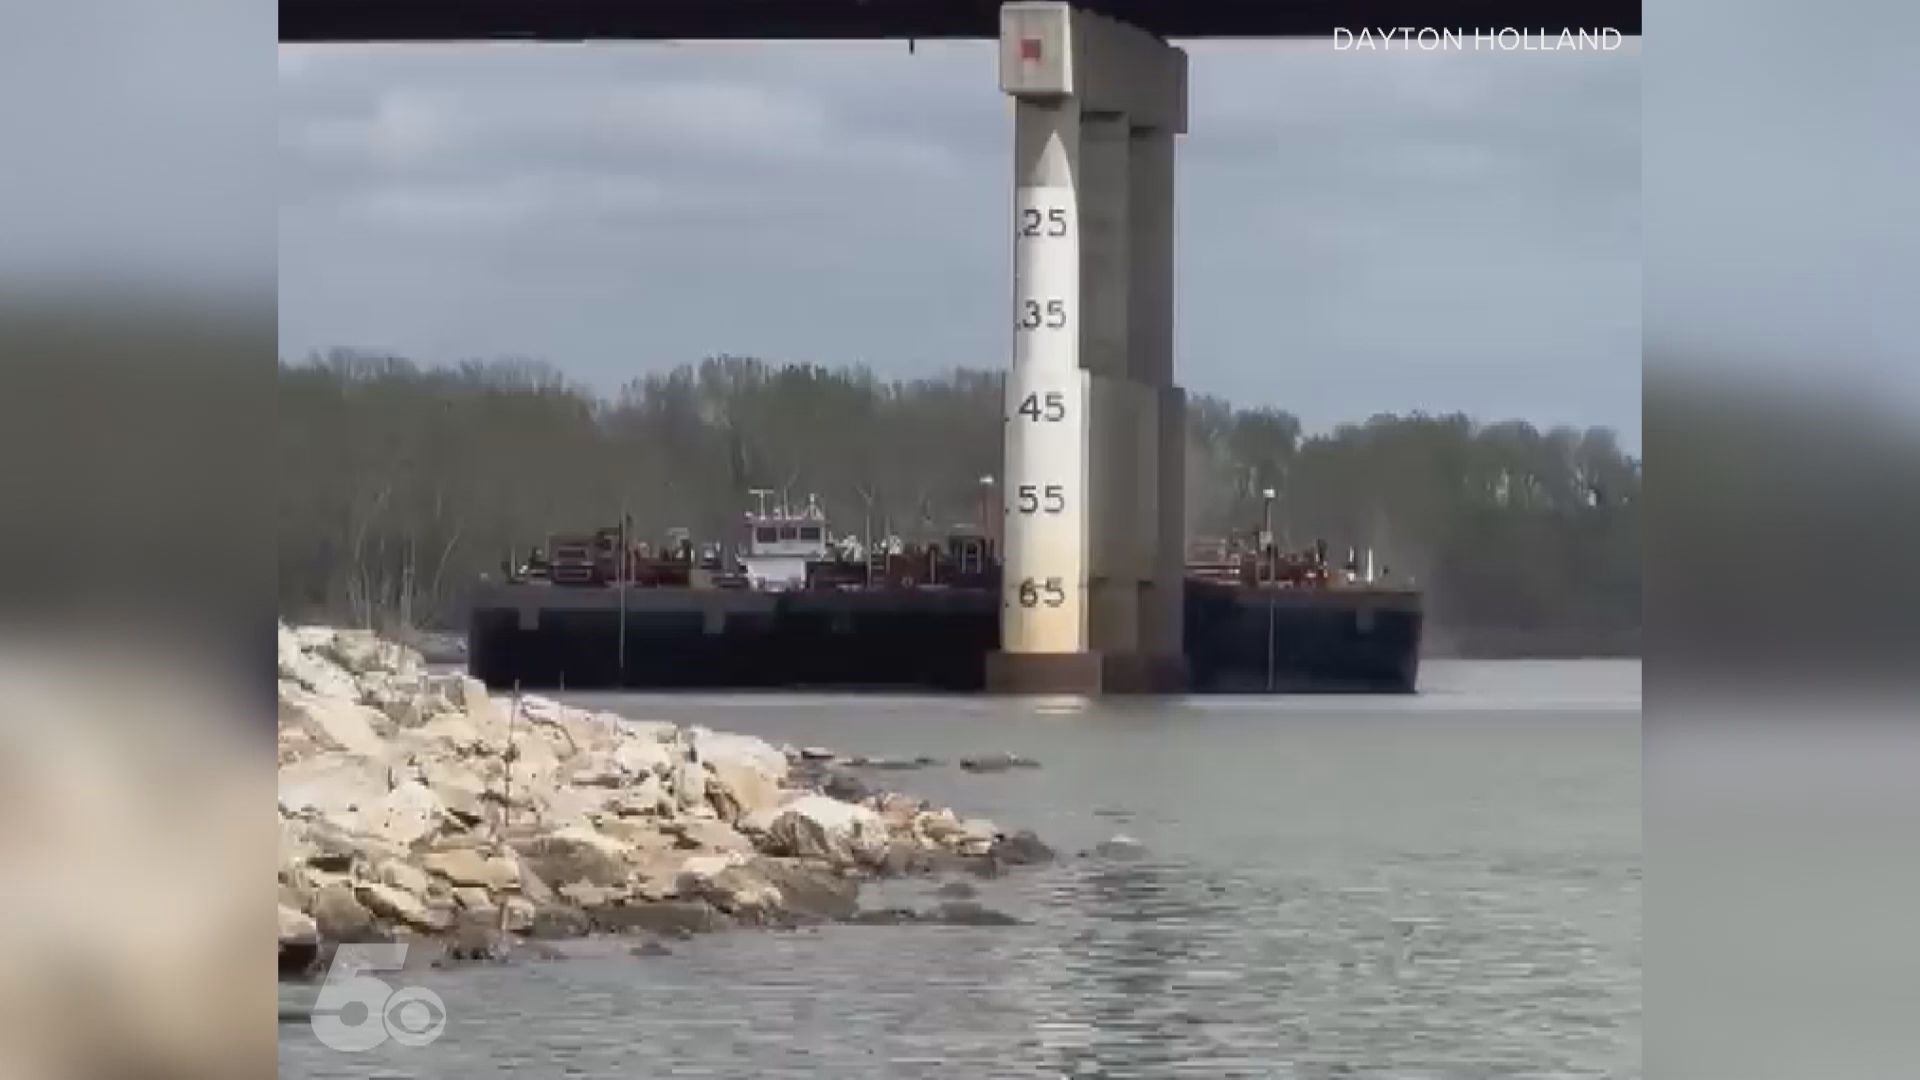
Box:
1016;392;1067;422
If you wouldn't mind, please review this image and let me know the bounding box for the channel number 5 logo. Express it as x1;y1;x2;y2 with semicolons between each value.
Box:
310;943;448;1051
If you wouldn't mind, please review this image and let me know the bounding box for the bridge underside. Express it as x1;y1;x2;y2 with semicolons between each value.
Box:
281;0;1640;42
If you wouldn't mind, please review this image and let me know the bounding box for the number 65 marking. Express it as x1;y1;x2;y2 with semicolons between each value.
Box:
1016;577;1067;608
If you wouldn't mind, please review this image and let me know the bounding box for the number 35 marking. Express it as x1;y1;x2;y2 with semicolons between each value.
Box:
1017;298;1068;330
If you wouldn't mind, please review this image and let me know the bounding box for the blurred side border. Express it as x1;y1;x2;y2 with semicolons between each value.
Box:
1646;0;1920;1076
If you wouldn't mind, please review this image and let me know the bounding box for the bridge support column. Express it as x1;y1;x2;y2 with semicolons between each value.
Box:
986;2;1187;694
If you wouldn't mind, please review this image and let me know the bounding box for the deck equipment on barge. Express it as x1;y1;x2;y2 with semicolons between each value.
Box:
470;495;1419;693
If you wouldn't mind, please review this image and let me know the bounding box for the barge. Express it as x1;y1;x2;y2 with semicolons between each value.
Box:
467;499;1420;694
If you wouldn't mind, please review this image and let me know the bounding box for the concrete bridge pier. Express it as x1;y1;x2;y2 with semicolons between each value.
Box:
985;2;1188;694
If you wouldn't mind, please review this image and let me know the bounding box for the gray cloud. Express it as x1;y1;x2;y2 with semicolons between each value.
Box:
279;39;1640;446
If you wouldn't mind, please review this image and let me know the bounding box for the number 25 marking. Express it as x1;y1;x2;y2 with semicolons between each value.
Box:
1019;208;1069;238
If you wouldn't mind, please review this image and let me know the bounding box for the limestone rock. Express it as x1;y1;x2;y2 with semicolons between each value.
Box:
619;856;671;902
750;858;860;922
278;903;322;978
275;626;1053;957
566;750;630;788
412;756;490;828
663;818;755;854
559;881;624;909
446;675;486;710
312;884;380;943
461;679;508;738
678;864;784;923
753;794;887;867
673;756;708;812
423;848;520;891
322;630;419;677
613;736;676;779
278;904;318;947
512;826;633;888
516;863;556;905
954;817;999;856
531;786;606;832
278;756;388;820
875;840;934;877
279;634;362;701
677;850;747;878
602;774;669;818
279;687;388;760
281;759;444;850
597;817;678;852
871;793;925;830
913;808;967;845
588;899;733;937
286;816;390;874
355;779;443;848
356;882;449;932
503;896;536;933
693;728;789;780
363;677;428;729
526;904;593;940
820;770;871;803
442;922;510;963
518;696;601;759
491;735;565;804
405;713;487;755
377;859;432;898
692;728;788;823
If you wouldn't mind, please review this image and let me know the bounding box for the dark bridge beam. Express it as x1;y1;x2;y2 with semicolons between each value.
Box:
280;1;1640;43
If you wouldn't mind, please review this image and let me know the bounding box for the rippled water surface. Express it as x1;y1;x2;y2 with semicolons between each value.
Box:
281;660;1640;1079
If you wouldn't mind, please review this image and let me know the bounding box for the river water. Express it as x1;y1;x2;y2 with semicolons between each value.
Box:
280;659;1640;1079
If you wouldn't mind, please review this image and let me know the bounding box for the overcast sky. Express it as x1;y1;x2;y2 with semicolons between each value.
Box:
279;40;1640;448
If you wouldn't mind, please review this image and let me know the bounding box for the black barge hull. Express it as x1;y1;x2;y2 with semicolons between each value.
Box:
468;581;1420;693
1181;580;1422;693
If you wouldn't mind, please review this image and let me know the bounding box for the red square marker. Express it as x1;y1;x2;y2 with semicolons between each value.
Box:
1020;37;1043;61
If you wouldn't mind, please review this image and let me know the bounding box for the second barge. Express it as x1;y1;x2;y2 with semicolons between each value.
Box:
468;499;1421;694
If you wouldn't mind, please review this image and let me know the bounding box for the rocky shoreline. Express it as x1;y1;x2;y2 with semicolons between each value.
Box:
277;626;1049;976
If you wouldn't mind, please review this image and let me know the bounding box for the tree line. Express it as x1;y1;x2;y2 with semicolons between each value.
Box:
279;350;1640;655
